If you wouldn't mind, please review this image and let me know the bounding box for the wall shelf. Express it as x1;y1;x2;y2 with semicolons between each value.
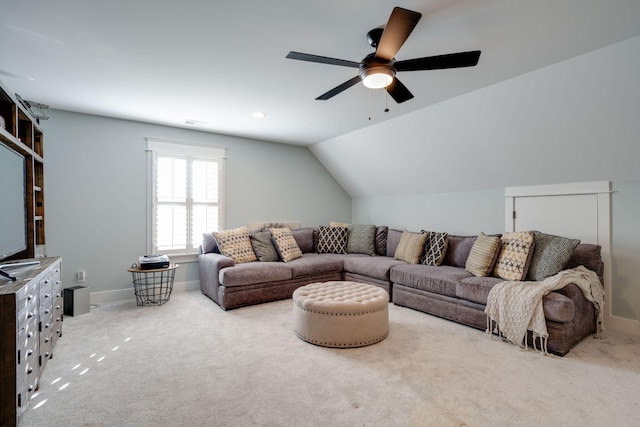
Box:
0;79;46;260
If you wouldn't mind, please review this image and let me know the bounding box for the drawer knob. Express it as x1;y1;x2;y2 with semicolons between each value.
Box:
27;367;33;374
27;294;34;301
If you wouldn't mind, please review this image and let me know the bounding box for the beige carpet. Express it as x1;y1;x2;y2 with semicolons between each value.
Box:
20;290;640;427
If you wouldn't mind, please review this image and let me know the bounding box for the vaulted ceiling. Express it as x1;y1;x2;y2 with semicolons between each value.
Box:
2;0;640;146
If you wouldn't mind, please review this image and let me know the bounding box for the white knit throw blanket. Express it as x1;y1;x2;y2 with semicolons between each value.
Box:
484;266;605;354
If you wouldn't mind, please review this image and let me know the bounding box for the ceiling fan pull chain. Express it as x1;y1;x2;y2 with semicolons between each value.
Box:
368;88;372;120
384;90;390;113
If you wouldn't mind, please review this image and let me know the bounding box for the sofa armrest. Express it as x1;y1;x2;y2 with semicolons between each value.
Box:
553;282;597;330
199;253;235;304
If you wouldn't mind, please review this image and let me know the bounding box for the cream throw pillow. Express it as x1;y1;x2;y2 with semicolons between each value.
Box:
465;232;501;277
213;226;257;264
270;227;303;262
394;231;428;264
493;231;535;281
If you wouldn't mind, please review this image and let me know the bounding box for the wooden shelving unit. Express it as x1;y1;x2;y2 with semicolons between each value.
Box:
0;79;46;259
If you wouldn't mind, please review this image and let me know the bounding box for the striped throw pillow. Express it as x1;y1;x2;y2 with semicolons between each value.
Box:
394;231;428;264
465;232;501;277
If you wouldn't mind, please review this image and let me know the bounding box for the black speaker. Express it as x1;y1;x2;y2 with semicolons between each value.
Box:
63;286;90;316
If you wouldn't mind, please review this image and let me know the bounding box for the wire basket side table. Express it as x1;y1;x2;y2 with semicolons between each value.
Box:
127;264;179;306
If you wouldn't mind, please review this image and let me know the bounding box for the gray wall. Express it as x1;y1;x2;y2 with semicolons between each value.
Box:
314;36;640;323
41;111;350;295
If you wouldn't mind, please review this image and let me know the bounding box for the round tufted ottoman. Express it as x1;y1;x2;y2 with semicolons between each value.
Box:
292;281;389;348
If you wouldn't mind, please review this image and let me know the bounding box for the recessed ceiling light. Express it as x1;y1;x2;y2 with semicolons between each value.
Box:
251;111;266;119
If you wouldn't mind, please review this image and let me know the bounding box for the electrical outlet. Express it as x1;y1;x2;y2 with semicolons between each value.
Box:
77;270;86;283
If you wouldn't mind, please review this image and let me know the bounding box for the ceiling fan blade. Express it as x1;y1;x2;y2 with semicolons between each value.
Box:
286;51;361;68
395;50;481;71
386;77;414;104
316;76;362;100
375;7;422;62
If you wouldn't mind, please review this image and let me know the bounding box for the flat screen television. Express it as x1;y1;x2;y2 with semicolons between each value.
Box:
0;140;27;260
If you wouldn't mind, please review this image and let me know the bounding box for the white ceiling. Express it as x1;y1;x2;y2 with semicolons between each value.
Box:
2;0;640;146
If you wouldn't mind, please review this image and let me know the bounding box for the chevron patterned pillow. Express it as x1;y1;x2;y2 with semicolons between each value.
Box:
317;225;348;254
421;230;449;266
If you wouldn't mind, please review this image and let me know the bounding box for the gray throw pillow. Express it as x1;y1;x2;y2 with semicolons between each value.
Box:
347;224;376;256
527;231;580;281
202;233;219;254
291;228;315;253
249;231;279;262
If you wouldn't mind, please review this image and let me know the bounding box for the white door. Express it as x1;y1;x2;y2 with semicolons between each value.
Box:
513;194;599;244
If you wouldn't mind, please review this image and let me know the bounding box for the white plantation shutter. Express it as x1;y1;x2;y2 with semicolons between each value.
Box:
147;139;225;256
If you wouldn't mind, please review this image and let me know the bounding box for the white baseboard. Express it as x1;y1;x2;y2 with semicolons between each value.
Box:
89;280;200;305
607;314;640;336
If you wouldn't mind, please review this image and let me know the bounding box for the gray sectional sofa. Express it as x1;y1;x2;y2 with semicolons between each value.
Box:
199;226;603;356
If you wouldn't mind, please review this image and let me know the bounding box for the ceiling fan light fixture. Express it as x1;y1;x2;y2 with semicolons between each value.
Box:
360;67;395;89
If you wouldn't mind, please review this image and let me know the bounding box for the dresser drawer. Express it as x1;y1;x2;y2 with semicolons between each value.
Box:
16;279;39;313
39;279;54;316
17;315;38;366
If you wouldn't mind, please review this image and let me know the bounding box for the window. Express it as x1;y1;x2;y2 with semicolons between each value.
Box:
147;139;225;256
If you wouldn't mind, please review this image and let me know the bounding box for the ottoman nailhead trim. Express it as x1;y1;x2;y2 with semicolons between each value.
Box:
294;331;389;348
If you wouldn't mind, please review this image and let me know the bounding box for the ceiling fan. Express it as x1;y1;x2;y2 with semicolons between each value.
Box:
286;6;481;104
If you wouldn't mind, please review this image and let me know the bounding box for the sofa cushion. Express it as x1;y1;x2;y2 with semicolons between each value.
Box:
391;264;473;297
465;232;501;277
527;231;580;281
343;255;406;281
386;229;403;257
285;253;345;278
347;224;376;255
421;231;449;266
270;227;303;262
493;231;535;281
375;226;388;256
219;262;292;287
456;276;505;305
455;276;575;322
213;226;258;264
317;225;348;254
441;235;477;268
291;227;316;253
250;231;279;262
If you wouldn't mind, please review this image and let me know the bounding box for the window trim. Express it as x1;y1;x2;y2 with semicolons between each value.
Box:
146;138;225;257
